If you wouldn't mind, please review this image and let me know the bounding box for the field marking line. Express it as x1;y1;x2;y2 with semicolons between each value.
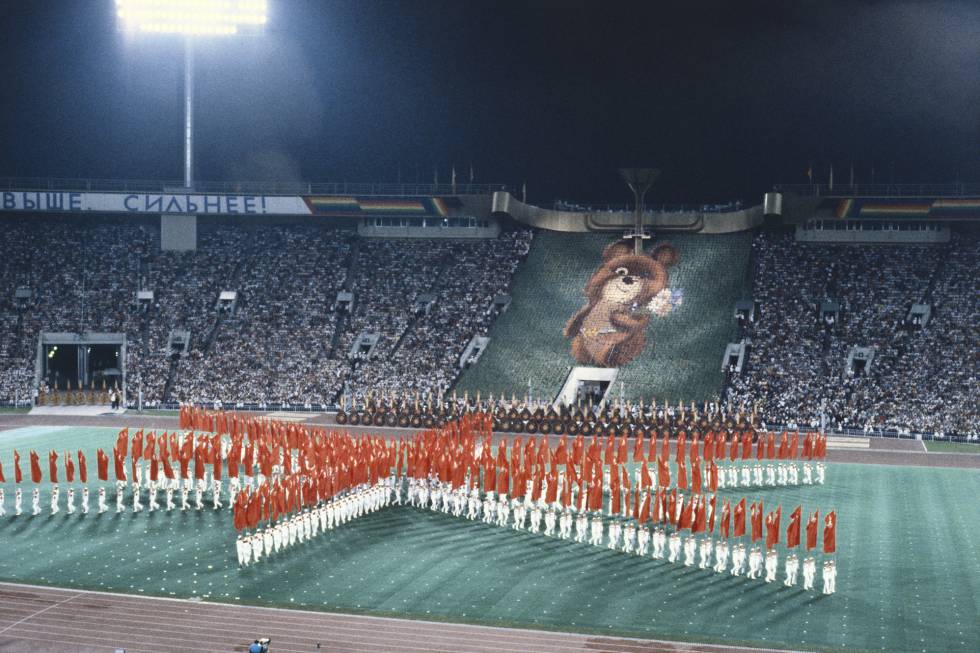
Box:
0;590;83;636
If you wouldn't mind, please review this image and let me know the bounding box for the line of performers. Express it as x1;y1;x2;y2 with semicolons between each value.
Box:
0;430;825;519
234;480;392;566
326;392;767;439
404;473;837;593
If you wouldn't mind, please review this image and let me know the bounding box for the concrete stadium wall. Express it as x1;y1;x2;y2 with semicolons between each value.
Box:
490;191;764;234
357;223;501;239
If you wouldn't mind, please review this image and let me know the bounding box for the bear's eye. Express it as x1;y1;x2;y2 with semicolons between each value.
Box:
615;267;628;276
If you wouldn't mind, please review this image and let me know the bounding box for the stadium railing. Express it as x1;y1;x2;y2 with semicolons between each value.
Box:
773;182;980;198
0;177;507;197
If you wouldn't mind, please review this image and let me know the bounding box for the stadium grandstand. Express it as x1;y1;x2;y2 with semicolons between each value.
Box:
1;182;977;440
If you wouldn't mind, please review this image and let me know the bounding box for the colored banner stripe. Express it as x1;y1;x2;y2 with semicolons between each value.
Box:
359;200;426;212
933;199;980;209
307;196;359;207
859;203;932;215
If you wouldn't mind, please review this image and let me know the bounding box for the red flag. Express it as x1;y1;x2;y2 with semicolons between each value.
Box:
14;450;22;484
0;459;4;483
750;501;763;542
640;461;652;489
96;449;108;482
693;496;706;533
786;505;802;548
676;460;688;490
765;506;781;550
823;510;837;554
720;500;731;538
777;431;788;460
48;451;59;483
554;436;568;465
657;456;670;487
678;494;692;529
496;465;509;496
716;432;727;460
113;447;126;481
77;450;88;484
610;466;622;515
65;452;75;483
806;510;819;550
531;469;543;502
733;498;746;537
675;432;686;463
633;434;644;462
691;461;702;495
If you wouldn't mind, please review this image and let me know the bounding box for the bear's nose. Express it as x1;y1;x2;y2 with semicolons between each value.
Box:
622;276;635;285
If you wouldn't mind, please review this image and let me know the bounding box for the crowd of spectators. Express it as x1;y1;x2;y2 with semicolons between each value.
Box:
724;230;978;438
2;215;974;439
0;216;531;410
338;232;532;403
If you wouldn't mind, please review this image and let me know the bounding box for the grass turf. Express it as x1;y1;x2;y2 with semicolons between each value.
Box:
1;426;979;653
923;441;980;454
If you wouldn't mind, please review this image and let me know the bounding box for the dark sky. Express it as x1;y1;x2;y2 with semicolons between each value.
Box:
0;0;977;205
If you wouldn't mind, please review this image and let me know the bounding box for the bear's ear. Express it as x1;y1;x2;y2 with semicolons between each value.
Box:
602;240;633;262
650;243;679;267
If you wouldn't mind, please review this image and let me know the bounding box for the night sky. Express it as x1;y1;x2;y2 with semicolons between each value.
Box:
0;1;977;205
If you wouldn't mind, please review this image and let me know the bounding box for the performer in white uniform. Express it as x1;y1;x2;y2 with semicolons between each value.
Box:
588;514;604;546
822;560;836;594
784;553;799;586
764;549;778;583
713;540;729;573
802;556;816;590
667;532;682;563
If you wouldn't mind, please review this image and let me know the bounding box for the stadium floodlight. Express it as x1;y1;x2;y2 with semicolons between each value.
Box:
116;0;267;36
116;0;268;189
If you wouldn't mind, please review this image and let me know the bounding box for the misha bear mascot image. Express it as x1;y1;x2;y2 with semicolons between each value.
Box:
564;239;683;368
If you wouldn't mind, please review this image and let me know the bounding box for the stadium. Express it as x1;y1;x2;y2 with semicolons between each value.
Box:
0;2;978;652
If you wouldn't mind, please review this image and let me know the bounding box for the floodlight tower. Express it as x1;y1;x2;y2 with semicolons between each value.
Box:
116;0;268;191
619;168;660;254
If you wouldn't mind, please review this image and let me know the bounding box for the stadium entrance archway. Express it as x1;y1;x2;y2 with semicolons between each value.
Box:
554;366;618;407
36;332;126;402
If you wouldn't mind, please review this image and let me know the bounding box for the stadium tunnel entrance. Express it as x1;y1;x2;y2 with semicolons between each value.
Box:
37;332;126;399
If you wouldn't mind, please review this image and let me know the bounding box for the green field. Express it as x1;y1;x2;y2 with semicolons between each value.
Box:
1;426;979;652
923;440;980;454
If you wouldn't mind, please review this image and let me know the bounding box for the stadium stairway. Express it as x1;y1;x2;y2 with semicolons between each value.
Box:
455;230;753;402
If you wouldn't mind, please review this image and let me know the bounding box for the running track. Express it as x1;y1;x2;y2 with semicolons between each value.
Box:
0;582;794;653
